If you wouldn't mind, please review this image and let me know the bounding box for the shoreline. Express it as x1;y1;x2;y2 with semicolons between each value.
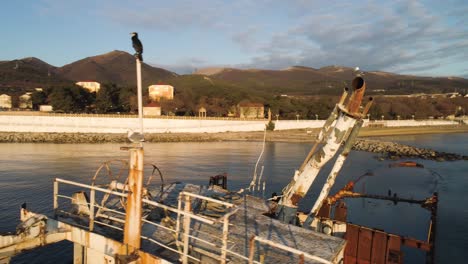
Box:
0;125;467;144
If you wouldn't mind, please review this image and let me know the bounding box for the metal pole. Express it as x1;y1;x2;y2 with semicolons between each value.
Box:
137;59;144;136
53;180;58;210
89;189;95;231
53;180;58;217
175;195;182;250
221;216;229;264
123;148;144;249
248;236;256;264
182;195;191;264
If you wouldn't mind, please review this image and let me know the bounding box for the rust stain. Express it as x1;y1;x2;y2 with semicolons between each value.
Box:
316;202;331;218
334;201;347;222
291;193;303;206
299;254;305;264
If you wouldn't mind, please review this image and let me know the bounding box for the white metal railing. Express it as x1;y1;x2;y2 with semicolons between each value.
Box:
0;111;267;121
53;178;324;264
53;178;244;264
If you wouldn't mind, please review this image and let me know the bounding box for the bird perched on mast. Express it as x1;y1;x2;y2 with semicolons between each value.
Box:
130;32;143;61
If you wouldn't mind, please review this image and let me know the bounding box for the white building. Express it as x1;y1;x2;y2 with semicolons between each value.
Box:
39;105;53;112
19;93;32;109
238;103;264;118
143;102;161;116
0;94;12;109
148;84;174;101
76;81;101;93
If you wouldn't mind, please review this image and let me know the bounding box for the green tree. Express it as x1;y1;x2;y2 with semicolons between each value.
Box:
31;91;47;110
95;83;120;113
49;86;91;113
266;120;275;131
119;86;137;113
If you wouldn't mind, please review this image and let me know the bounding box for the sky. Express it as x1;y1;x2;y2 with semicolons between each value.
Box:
2;0;468;77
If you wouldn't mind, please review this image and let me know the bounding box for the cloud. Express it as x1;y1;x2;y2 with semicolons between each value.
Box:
235;0;468;77
104;0;238;31
37;0;99;17
231;27;261;52
35;0;468;77
153;57;233;74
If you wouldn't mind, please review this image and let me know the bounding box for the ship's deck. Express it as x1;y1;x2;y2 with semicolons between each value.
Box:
135;183;346;263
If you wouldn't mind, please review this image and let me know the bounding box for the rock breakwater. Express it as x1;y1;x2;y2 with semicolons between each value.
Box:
1;132;466;161
0;132;219;143
353;139;467;161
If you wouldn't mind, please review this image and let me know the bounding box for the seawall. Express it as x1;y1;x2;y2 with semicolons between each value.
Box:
0;113;460;134
0;114;324;133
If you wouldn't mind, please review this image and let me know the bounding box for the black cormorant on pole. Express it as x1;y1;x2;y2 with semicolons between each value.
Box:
122;32;145;251
130;32;144;140
131;32;143;61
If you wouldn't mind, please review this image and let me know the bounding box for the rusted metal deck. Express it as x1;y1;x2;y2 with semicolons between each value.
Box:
138;183;346;263
23;179;345;264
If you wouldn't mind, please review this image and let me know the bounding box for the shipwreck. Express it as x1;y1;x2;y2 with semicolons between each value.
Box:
0;75;438;264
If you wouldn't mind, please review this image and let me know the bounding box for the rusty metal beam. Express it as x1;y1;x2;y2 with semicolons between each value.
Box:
331;191;428;206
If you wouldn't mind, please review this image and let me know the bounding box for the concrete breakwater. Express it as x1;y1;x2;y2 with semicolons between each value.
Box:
353;139;468;161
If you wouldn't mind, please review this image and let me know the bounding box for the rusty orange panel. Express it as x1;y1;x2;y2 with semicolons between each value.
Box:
387;236;402;264
402;238;431;252
345;255;357;264
317;202;331;218
344;224;360;264
357;228;372;264
370;231;387;264
334;201;347;222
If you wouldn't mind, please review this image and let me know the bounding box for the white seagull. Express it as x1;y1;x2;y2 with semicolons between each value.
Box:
354;66;364;76
127;129;145;143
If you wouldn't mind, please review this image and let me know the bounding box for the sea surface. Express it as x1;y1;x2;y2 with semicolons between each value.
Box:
0;133;466;263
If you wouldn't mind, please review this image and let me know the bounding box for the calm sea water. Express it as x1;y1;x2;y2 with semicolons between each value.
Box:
0;133;466;263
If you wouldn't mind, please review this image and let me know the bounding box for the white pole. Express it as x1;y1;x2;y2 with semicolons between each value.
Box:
137;59;144;135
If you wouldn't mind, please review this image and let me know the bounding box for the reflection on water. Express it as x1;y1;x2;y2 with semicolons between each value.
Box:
0;134;466;263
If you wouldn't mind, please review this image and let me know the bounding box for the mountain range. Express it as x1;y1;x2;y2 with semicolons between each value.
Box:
1;50;467;96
